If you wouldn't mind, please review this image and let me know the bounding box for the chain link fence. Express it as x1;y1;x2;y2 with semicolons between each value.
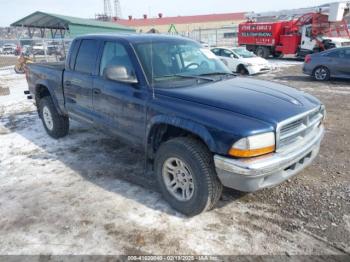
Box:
0;38;72;69
0;26;239;71
184;26;239;48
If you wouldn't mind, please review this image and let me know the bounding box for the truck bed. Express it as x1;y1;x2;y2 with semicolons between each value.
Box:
31;62;65;70
27;62;66;115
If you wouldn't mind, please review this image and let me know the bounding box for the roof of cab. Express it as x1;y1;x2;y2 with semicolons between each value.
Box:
73;33;197;43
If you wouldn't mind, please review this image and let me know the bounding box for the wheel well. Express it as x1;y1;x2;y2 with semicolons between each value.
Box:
35;84;50;102
237;64;248;74
237;64;246;71
148;124;208;158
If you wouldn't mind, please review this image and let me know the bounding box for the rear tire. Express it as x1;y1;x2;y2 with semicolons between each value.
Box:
154;137;223;216
256;46;270;59
313;66;330;81
273;52;284;58
39;96;69;139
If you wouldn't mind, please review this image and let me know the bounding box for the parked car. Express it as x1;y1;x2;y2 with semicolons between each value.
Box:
32;43;45;55
2;44;16;55
26;34;325;216
47;45;59;55
211;47;272;75
303;47;350;81
22;45;33;56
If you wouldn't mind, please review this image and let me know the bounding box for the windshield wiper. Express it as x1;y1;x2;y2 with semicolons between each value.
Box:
199;72;236;77
158;74;216;82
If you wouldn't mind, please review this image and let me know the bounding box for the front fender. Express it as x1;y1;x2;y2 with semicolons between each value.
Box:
147;115;218;152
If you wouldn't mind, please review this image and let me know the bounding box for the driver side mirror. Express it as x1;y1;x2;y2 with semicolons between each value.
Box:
104;65;138;84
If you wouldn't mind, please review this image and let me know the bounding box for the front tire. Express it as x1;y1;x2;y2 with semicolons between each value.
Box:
39;96;69;139
237;65;249;75
313;66;330;81
155;137;223;216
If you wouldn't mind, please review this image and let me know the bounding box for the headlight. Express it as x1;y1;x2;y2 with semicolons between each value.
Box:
229;132;275;158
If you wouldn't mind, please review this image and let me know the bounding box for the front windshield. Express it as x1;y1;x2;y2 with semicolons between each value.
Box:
233;48;256;58
133;39;231;84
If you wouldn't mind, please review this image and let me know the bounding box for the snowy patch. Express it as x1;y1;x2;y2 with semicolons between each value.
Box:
0;70;344;255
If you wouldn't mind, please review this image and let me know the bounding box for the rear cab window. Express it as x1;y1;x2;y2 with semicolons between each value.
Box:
74;40;99;74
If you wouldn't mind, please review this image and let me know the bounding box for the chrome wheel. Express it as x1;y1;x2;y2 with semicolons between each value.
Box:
314;67;328;81
42;106;54;131
162;157;194;202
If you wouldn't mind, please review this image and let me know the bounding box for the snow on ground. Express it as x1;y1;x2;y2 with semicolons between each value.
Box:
268;58;303;68
0;69;345;255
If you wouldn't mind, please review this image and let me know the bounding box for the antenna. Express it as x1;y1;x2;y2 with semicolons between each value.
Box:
104;0;112;18
151;37;155;99
114;0;123;18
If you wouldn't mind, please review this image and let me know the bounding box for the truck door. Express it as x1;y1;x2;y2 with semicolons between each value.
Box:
92;41;147;146
300;25;317;52
64;39;100;123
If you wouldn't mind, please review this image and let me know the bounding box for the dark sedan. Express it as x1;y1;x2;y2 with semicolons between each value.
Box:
303;47;350;81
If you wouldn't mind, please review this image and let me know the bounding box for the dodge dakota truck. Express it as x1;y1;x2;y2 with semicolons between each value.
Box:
26;34;325;216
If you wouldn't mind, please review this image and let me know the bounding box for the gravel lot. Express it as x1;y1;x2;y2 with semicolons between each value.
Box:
0;61;349;256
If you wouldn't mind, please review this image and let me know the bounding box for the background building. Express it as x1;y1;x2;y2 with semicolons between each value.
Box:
116;12;246;46
11;11;134;39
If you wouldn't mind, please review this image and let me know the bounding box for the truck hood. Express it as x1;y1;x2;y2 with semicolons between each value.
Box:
157;77;321;125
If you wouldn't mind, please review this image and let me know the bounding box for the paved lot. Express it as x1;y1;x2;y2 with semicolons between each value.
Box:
0;61;349;256
0;55;18;68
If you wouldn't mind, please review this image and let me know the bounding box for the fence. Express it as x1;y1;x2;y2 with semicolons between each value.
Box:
0;26;239;70
183;26;239;48
0;38;72;69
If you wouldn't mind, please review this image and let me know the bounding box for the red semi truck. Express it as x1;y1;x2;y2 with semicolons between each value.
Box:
238;2;350;58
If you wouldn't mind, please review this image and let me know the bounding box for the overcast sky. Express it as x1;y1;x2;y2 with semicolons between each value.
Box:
0;0;339;26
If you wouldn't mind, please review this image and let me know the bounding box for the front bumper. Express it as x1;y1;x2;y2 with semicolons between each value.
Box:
214;126;324;192
247;64;272;75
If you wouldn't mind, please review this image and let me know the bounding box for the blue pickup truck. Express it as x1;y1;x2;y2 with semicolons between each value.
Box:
26;34;325;216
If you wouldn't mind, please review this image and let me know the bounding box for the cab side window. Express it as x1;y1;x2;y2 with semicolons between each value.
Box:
75;40;99;74
339;49;350;59
305;27;312;38
222;49;233;58
100;41;134;78
326;50;340;58
211;49;221;56
345;49;350;59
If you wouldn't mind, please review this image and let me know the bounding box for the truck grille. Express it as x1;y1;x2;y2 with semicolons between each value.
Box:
277;106;325;151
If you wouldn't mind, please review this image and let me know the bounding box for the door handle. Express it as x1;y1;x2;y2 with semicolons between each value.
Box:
93;88;101;95
65;81;71;87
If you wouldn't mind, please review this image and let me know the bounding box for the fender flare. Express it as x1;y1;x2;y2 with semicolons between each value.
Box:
147;115;218;153
34;79;65;115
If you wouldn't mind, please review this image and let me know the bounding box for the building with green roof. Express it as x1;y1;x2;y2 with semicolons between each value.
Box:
11;11;135;38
